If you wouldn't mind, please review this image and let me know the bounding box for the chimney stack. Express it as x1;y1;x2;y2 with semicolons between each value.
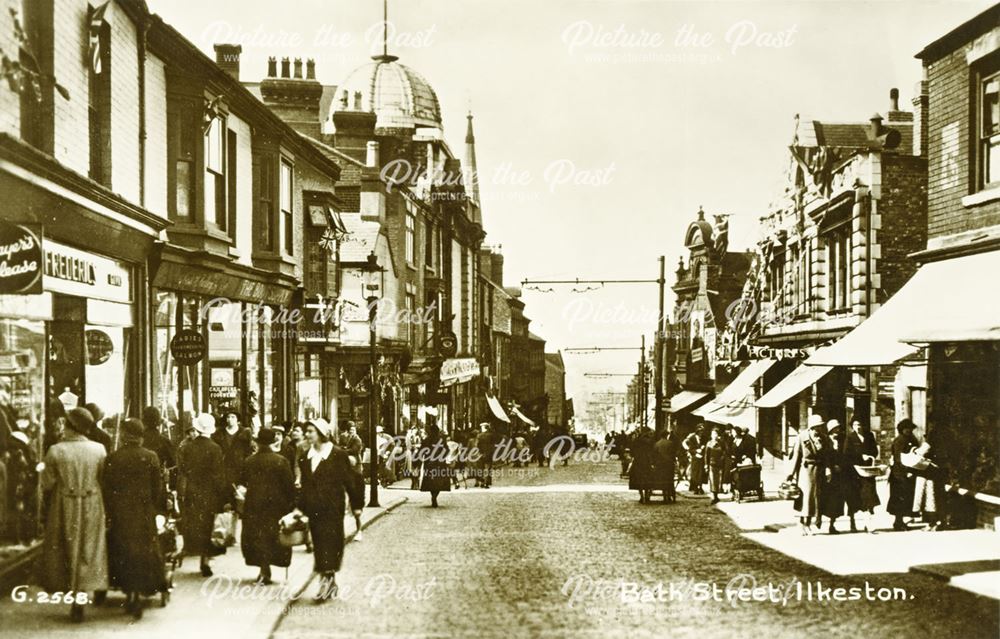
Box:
912;72;929;157
213;43;242;80
280;57;290;78
491;251;504;287
259;54;324;137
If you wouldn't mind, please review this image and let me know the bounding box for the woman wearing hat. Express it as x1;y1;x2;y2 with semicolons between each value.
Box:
177;413;228;576
239;428;295;584
103;418;167;618
824;420;848;534
787;414;833;535
39;407;108;622
298;418;364;602
844;419;880;532
888;419;920;531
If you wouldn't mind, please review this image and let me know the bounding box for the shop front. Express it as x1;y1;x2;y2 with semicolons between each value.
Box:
150;250;296;441
439;357;480;434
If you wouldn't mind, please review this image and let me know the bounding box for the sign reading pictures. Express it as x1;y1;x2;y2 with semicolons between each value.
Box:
170;329;206;365
84;329;114;365
0;220;43;294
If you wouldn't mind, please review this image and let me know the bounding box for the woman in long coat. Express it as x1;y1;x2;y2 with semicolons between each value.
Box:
887;419;919;531
298;418;364;602
704;427;728;504
240;428;295;584
788;415;831;534
103;418;166;618
824;422;848;534
418;423;452;507
177;413;228;576
843;419;880;532
628;428;657;503
40;407;108;623
682;425;707;494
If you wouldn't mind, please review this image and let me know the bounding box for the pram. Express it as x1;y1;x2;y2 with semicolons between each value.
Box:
157;489;182;607
732;463;764;502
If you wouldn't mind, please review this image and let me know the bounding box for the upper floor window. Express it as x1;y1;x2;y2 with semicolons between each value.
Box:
793;242;811;315
826;225;851;312
980;71;1000;190
405;208;416;265
425;220;434;268
280;160;294;255
769;251;785;310
204;117;227;231
87;17;111;186
168;100;199;220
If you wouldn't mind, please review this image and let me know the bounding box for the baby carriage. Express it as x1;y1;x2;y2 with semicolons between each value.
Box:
732;463;764;502
157;489;182;607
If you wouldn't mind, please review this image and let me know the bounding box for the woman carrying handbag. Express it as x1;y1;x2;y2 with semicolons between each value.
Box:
297;418;365;602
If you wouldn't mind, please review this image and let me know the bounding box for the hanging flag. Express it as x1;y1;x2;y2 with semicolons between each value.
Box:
89;2;109;75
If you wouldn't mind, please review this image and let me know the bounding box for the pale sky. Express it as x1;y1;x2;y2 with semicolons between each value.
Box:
150;0;991;427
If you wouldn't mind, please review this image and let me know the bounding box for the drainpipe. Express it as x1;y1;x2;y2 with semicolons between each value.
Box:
138;16;148;207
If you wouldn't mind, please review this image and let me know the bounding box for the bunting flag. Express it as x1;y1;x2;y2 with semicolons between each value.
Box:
89;2;109;75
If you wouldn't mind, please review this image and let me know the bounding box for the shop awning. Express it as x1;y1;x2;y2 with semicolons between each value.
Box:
897;250;1000;343
439;357;480;388
666;390;711;414
755;364;832;408
511;406;535;426
402;357;439;386
485;394;511;423
693;359;774;430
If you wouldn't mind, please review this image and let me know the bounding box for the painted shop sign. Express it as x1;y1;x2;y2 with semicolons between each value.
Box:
440;357;480;384
170;329;206;365
42;241;131;304
85;329;114;366
0;220;43;294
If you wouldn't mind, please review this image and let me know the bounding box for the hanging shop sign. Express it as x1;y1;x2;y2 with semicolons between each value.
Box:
0;220;43;294
84;329;114;365
439;331;458;358
170;329;206;365
440;357;480;387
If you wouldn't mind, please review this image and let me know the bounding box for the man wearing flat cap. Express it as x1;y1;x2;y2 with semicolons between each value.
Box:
39;407;108;622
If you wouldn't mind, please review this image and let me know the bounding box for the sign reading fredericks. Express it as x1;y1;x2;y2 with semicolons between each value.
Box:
0;220;43;294
170;329;206;365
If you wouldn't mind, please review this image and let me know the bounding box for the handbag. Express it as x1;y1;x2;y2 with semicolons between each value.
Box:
778;480;802;501
278;509;310;548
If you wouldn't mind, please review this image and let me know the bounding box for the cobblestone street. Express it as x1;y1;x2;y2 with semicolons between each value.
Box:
274;458;999;639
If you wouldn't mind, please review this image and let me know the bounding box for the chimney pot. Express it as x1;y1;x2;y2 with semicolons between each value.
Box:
889;87;899;111
267;56;277;77
354;91;363;111
280;57;290;78
306;58;316;80
366;140;380;168
293;58;303;79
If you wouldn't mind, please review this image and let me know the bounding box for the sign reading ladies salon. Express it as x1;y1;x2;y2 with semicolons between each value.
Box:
0;220;43;294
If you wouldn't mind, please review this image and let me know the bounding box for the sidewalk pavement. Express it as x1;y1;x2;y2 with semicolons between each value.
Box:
709;463;1000;600
0;495;407;639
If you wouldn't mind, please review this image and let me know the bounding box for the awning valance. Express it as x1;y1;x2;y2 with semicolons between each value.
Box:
511;406;535;426
755;364;832;408
485;394;511;423
693;359;774;431
666;390;711;414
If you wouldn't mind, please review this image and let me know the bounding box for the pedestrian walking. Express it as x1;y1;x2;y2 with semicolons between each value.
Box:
39;407;108;623
177;413;228;577
912;429;946;530
824;421;848;534
419;423;452;507
628;427;656;504
652;427;678;503
141;406;176;487
704;426;728;504
103;418;166;619
682;424;708;494
888;419;919;531
212;411;254;515
843;419;880;532
297;418;364;602
239;428;295;584
476;423;497;488
787;414;832;535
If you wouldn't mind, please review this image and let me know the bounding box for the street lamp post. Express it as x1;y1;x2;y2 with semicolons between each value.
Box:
362;251;382;508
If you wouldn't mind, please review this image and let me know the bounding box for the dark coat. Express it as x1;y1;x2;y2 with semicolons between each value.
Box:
844;430;880;513
212;427;254;492
652;435;677;493
419;434;452;493
240;450;295;568
628;433;657;490
177;436;228;556
298;445;364;573
888;433;918;516
704;439;728;493
683;432;706;488
103;443;167;594
730;435;757;466
87;426;113;452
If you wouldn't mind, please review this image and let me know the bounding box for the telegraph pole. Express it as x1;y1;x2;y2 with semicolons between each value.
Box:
654;255;665;432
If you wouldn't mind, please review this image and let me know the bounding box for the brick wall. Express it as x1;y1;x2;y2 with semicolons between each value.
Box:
51;0;90;175
876;153;928;301
925;29;1000;242
144;52;168;218
107;2;139;202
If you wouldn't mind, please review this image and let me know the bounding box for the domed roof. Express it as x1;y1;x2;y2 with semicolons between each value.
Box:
330;54;442;130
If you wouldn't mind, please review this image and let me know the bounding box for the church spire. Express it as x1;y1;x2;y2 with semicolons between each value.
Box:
464;111;481;205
